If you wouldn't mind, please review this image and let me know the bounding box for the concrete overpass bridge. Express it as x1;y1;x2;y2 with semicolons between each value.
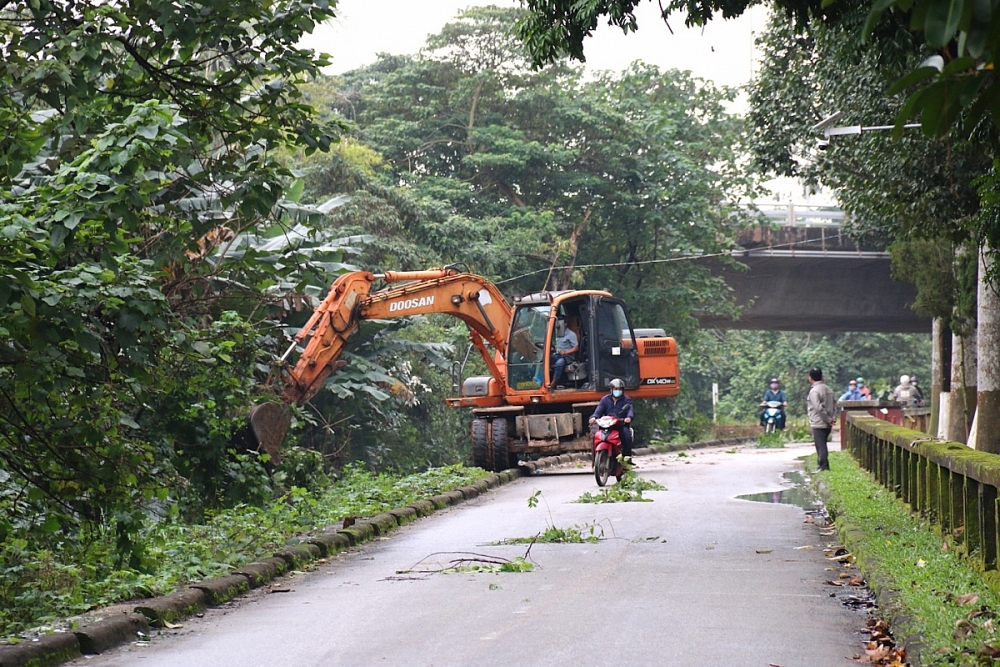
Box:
697;205;929;334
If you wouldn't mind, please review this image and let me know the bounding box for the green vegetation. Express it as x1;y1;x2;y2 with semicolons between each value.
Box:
755;432;785;449
518;0;1000;141
498;522;605;545
445;558;534;574
576;466;666;503
683;331;931;424
0;464;486;638
820;452;1000;665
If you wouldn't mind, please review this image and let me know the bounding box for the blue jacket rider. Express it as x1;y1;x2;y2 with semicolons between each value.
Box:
761;378;787;429
590;379;634;458
839;380;863;401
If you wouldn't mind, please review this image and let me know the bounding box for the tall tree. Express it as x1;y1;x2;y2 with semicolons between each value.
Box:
0;0;343;553
516;0;1000;138
324;6;753;340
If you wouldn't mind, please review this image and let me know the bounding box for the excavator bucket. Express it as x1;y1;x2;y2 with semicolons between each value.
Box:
245;403;291;463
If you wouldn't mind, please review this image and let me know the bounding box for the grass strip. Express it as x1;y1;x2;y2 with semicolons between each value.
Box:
1;463;489;639
820;451;1000;666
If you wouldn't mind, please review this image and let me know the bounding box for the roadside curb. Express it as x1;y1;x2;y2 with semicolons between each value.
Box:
812;476;925;665
0;435;752;666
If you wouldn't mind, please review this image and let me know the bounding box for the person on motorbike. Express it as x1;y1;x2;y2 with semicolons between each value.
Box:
856;377;871;399
760;378;787;430
589;379;634;458
839;379;863;401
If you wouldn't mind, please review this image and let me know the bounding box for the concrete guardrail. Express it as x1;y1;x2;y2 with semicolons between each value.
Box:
843;411;1000;587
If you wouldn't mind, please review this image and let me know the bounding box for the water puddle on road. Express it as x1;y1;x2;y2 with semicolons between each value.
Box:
736;471;820;510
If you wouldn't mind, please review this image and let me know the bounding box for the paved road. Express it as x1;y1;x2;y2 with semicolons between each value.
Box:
81;441;864;667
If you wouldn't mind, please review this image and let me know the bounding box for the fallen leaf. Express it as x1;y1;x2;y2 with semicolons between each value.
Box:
916;559;927;568
162;621;183;629
955;619;976;639
839;572;852;579
978;644;1000;658
849;577;865;586
794;545;815;550
268;587;292;593
804;516;814;523
956;593;980;606
756;549;773;554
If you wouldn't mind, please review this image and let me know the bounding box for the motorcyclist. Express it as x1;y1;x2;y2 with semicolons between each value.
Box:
589;379;634;458
839;379;863;401
856;377;871;399
893;375;919;407
760;378;787;430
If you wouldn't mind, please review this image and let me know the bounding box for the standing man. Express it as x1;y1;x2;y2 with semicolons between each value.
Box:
807;367;836;472
549;317;579;390
590;379;634;458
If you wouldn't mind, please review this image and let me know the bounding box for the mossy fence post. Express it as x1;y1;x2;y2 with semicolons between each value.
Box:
843;412;1000;586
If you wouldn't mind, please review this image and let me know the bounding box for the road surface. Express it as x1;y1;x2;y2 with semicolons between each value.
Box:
79;441;864;667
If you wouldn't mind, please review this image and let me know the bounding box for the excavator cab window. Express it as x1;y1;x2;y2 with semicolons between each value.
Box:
508;304;550;390
595;298;640;390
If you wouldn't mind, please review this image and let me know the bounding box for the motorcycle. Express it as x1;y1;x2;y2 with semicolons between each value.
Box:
760;400;785;434
593;415;626;486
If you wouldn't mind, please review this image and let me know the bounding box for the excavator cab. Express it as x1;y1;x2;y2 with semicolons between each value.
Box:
507;292;640;393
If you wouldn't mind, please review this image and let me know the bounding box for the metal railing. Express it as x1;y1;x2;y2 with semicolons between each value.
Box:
843;412;1000;575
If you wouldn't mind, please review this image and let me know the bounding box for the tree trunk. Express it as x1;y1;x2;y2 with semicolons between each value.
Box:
946;330;978;443
930;317;951;436
976;246;1000;452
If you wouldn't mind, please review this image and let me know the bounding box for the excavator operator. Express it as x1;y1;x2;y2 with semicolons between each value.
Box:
549;316;579;390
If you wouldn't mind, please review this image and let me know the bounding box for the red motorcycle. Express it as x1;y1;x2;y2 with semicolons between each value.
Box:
593;415;626;486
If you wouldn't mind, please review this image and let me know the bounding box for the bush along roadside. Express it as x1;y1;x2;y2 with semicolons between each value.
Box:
0;464;490;641
815;451;1000;666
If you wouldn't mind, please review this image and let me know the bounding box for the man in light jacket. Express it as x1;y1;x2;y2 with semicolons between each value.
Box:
807;367;836;472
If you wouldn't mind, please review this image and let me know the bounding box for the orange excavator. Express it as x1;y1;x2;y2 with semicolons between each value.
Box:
249;267;679;471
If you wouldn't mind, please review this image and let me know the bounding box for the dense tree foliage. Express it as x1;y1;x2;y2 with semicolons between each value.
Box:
319;7;753;338
685;330;931;421
516;0;1000;138
0;0;344;564
747;2;995;329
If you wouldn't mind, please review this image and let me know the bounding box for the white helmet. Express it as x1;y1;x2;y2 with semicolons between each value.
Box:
609;378;624;390
900;375;910;385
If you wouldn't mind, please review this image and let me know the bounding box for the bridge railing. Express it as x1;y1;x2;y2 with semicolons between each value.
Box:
843;412;1000;577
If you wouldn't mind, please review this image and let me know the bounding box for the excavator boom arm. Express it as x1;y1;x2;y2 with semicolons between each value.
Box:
281;269;512;406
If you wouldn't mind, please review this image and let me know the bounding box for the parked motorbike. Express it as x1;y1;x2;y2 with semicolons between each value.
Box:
593;415;626;486
760;400;785;434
